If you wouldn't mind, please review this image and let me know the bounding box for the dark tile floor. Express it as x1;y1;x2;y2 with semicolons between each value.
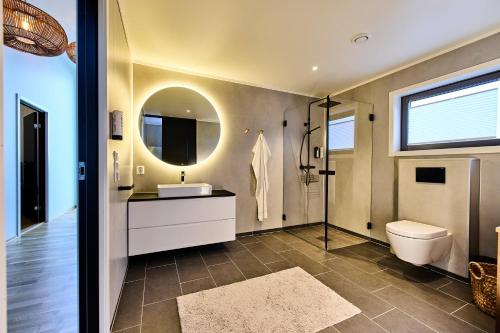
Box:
112;225;495;333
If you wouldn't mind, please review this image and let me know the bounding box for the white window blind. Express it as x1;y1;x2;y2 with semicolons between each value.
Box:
407;81;500;146
329;115;355;150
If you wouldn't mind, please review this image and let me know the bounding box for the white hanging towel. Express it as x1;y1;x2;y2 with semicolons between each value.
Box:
252;133;271;222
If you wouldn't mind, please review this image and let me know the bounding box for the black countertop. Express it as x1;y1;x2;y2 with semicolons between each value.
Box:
128;189;235;202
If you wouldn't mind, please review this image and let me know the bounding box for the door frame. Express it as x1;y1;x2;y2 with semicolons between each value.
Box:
0;3;6;331
78;0;101;331
0;0;102;330
15;95;49;236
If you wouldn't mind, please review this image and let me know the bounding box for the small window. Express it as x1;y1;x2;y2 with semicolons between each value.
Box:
401;70;500;150
329;115;355;151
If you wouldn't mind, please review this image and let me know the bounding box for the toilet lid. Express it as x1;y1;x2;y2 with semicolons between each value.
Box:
386;220;448;240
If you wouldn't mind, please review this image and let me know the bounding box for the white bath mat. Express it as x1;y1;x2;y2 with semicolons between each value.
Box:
176;267;360;333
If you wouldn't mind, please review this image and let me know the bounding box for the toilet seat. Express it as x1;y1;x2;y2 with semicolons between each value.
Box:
386;220;448;240
386;220;452;267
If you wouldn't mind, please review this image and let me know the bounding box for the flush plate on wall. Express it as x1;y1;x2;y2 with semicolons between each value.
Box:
415;167;446;184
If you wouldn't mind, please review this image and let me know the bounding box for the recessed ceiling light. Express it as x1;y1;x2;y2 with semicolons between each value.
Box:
312;66;318;71
186;109;191;113
350;33;370;44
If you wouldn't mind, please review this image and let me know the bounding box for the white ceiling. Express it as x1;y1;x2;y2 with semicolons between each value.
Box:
32;0;76;43
118;0;500;97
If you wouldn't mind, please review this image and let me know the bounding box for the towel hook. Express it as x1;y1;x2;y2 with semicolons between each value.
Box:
243;128;264;135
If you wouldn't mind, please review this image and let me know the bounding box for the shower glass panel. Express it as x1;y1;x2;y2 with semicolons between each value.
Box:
283;102;325;248
282;98;373;251
326;100;373;250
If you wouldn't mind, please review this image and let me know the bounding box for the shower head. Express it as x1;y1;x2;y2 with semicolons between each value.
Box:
306;126;321;134
317;100;341;108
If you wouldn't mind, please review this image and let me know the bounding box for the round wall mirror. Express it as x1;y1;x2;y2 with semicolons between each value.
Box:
139;87;221;166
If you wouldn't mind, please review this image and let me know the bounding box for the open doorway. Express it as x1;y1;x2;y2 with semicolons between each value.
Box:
5;17;79;330
1;0;101;331
17;99;48;233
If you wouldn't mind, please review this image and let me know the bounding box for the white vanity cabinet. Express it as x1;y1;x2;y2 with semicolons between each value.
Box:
128;190;236;256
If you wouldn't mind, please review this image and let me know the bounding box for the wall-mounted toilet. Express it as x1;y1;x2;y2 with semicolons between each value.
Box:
386;220;453;266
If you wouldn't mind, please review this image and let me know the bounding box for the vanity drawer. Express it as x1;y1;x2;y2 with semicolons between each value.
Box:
128;196;235;229
129;219;236;256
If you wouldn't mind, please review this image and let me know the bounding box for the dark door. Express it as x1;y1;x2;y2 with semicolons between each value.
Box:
21;108;46;229
163;117;197;165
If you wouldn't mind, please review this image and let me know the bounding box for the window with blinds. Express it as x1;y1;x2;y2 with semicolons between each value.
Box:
401;70;500;150
329;115;355;151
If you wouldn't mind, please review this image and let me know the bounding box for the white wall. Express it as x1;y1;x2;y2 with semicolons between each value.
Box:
3;47;77;239
105;0;134;328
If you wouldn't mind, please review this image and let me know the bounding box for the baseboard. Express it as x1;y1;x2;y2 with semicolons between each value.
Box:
470;255;496;264
236;222;388;249
424;264;470;282
286;222;323;230
326;223;390;248
434;255;495;283
110;260;129;331
236;222;324;237
48;206;78;222
20;223;44;235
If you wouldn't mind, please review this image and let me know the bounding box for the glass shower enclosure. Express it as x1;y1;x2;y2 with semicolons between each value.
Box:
283;97;374;251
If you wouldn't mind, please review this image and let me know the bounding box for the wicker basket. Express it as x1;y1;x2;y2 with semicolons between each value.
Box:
468;262;497;317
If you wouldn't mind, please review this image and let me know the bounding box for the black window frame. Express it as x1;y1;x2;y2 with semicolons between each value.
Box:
401;70;500;151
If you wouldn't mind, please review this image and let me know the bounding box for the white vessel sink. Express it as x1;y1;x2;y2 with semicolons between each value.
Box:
157;183;212;198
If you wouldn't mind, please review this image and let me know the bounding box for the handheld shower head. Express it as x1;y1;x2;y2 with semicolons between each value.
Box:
307;126;321;134
299;125;321;185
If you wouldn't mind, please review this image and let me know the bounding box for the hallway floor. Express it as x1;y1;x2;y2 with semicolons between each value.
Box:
113;226;495;333
7;211;78;333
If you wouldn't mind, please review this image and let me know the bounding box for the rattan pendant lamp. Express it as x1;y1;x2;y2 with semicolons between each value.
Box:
66;41;76;63
3;0;68;56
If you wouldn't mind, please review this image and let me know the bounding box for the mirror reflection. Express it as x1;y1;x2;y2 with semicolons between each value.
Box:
139;87;221;166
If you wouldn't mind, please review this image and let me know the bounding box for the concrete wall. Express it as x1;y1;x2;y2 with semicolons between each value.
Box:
335;32;500;258
107;0;134;324
133;64;310;233
398;158;479;277
3;46;77;240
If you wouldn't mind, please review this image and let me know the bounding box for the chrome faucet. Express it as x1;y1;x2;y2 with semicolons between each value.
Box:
181;171;185;184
